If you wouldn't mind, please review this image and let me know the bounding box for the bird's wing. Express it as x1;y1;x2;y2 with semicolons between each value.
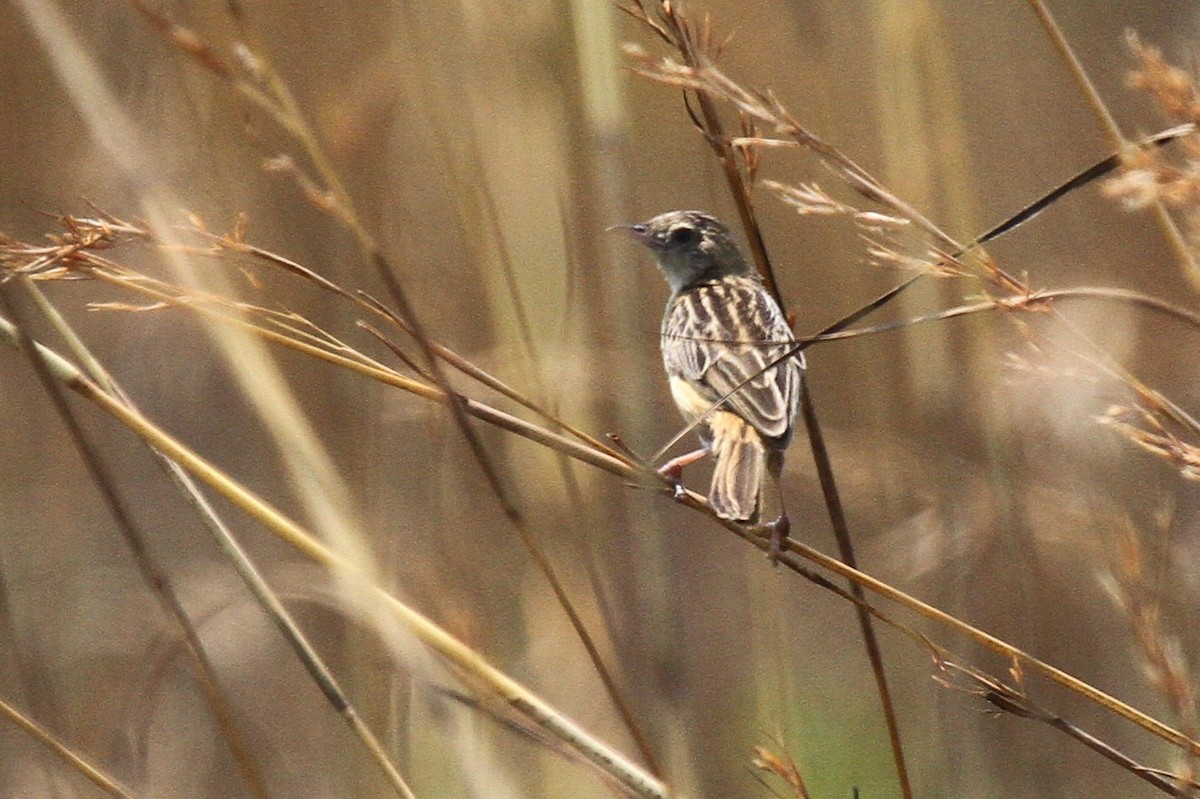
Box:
662;278;803;440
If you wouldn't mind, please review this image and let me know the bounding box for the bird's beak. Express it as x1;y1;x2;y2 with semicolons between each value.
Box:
607;222;654;246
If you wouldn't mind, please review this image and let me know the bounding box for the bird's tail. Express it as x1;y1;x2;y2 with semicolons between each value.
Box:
708;413;763;521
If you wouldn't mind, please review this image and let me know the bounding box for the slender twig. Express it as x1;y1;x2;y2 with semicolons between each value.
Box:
646;472;1200;768
771;532;1200;757
975;124;1195;246
188;223;626;459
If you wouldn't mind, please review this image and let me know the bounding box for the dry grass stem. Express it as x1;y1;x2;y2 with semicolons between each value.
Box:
1103;34;1200;280
0;695;137;799
4;274;1199;792
9;2;1200;797
629;5;1200;500
1099;405;1200;481
618;5;1200;796
0;303;668;797
935;661;1191;798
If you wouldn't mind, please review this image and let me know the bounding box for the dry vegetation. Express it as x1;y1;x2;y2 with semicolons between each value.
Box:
2;1;1200;798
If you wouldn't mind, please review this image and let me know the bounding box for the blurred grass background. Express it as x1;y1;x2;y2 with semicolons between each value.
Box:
2;1;1200;797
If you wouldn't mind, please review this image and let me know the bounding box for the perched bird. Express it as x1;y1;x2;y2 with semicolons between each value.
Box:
620;210;804;525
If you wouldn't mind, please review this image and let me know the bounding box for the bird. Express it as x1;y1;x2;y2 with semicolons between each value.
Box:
618;210;805;536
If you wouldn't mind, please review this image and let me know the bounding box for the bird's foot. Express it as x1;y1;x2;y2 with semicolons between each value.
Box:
656;448;709;501
763;514;791;564
655;464;689;501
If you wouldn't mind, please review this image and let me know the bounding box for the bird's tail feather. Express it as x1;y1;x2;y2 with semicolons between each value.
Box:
708;414;763;521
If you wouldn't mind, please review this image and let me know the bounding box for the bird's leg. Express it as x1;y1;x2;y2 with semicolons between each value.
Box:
658;447;709;499
763;514;790;563
764;450;790;563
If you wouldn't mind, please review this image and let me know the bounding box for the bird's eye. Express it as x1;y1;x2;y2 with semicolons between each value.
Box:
668;225;699;246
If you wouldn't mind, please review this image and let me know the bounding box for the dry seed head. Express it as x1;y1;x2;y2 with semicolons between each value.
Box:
1126;33;1200;124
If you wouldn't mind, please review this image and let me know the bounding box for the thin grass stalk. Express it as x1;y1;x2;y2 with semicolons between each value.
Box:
167;464;421;799
659;475;1200;775
797;378;911;797
21;216;1200;762
0;695;137;799
473;162;545;382
111;221;621;457
623;7;913;793
940;664;1191;798
70;262;638;479
689;487;1191;796
369;242;663;774
665;9;784;309
86;383;669;799
769;532;1200;757
0;308;666;797
6;298;1198;784
627;5;1200;700
5;7;422;791
1025;0;1200;289
974;124;1195;246
0;278;271;799
350;287;625;460
150;0;658;763
752;541;1192;798
1103;522;1199;792
22;286;420;798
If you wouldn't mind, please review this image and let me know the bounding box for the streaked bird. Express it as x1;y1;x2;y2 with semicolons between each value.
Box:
618;210;804;532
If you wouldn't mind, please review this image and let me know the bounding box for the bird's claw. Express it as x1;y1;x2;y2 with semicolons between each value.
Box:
763;514;791;564
656;461;692;501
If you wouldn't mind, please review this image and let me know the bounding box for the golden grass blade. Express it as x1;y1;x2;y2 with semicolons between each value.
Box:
0;307;665;797
0;278;271;799
0;695;137;799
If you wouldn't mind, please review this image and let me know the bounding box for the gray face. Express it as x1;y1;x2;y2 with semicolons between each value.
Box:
622;210;752;295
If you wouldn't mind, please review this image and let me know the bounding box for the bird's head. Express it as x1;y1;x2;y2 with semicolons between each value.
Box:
614;210;753;295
